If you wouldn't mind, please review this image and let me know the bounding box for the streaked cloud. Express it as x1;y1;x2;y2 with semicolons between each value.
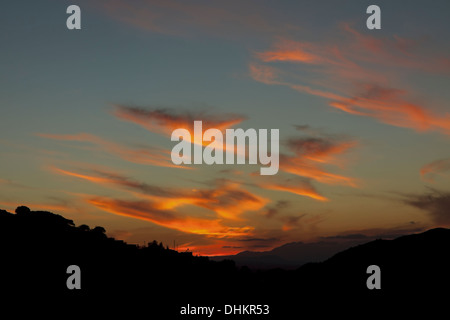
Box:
38;133;185;169
341;23;450;74
88;197;254;237
114;105;247;136
251;23;450;135
285;136;356;164
53;167;268;221
403;189;450;225
279;131;358;187
0;179;32;190
280;214;307;232
96;0;297;39
263;179;328;202
264;200;290;218
420;158;450;182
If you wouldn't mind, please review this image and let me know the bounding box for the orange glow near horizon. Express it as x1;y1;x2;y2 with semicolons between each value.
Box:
53;166;268;221
88;197;255;238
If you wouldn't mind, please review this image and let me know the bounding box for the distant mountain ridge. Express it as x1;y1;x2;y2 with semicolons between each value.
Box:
211;240;366;269
294;227;450;296
211;233;400;269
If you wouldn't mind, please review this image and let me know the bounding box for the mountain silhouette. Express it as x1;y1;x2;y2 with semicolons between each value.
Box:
1;206;448;316
296;227;450;293
211;238;370;269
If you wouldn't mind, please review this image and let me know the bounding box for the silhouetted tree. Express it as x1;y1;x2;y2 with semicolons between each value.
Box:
92;226;106;234
78;224;90;232
15;206;31;215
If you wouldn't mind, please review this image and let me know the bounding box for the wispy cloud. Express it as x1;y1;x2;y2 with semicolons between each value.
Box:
420;158;450;182
341;23;450;74
264;200;290;218
96;0;297;39
262;178;328;202
285;136;356;164
250;23;450;135
114;105;247;136
0;179;33;190
279;130;358;187
403;189;450;226
88;197;254;237
38;132;186;169
52;167;267;221
280;214;307;232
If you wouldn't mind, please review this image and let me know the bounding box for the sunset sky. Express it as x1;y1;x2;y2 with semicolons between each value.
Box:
1;0;450;255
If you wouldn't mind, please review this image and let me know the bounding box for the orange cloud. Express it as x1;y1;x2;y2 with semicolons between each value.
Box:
286;136;357;163
255;39;358;69
256;40;321;64
248;62;283;86
328;84;450;133
52;167;115;185
420;158;450;182
176;241;243;257
53;167;268;221
197;180;269;220
114;106;251;161
251;25;450;135
38;133;185;169
88;197;254;237
278;134;358;187
341;23;450;74
251;63;450;135
249;63;349;101
114;105;247;136
280;155;357;187
264;183;328;202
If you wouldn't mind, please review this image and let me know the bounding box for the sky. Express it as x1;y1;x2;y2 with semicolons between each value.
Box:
1;0;450;256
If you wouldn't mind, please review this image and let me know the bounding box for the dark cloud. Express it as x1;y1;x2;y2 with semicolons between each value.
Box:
403;189;450;225
285;136;356;159
281;214;307;231
294;124;310;130
372;228;425;239
235;237;280;242
114;105;247;135
249;245;271;249
264;200;290;218
321;233;368;240
320;226;427;243
286;137;334;157
91;169;181;197
276;129;358;187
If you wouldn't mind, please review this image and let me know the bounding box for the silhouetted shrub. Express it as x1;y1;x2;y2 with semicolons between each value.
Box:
15;206;31;215
78;224;90;232
92;226;106;234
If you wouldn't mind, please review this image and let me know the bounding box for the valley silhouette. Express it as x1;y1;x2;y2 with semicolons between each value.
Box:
1;206;449;316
